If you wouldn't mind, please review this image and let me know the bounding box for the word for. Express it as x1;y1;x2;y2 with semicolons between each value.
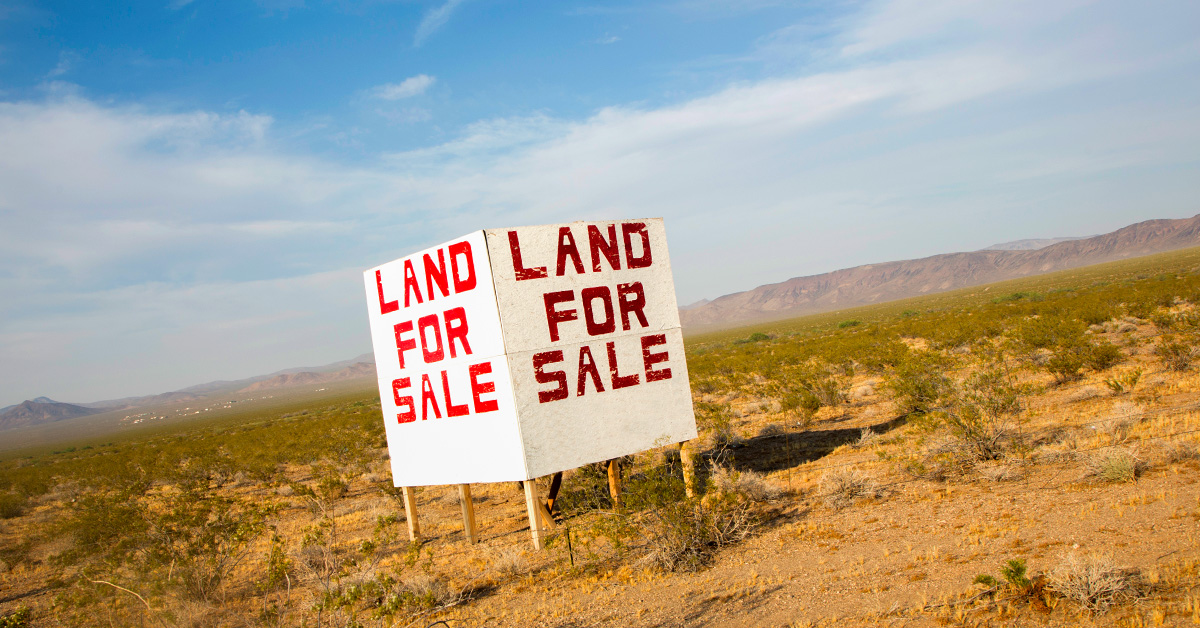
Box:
376;240;476;314
533;333;672;403
508;222;652;281
392;307;472;368
543;282;648;342
391;361;499;423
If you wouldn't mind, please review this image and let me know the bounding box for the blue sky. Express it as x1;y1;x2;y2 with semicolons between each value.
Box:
1;0;1199;406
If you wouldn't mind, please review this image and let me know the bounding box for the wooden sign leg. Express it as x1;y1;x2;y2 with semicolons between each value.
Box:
401;486;420;542
545;471;563;515
607;459;622;508
458;484;478;544
524;479;547;550
679;441;698;498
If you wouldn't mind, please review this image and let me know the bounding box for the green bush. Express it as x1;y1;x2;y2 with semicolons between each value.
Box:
0;493;25;519
941;368;1026;461
1155;336;1196;371
0;607;31;628
1086;342;1124;371
837;319;861;329
886;355;952;415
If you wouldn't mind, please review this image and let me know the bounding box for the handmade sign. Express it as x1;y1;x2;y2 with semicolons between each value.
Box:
364;219;697;487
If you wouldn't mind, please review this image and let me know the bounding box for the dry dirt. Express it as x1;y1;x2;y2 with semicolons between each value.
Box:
3;337;1200;627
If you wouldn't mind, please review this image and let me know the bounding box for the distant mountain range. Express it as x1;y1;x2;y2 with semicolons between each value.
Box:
9;213;1200;431
680;214;1200;329
0;400;104;429
0;356;377;431
982;236;1092;251
237;362;376;393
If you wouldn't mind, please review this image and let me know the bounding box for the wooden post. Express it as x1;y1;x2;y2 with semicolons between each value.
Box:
457;484;477;544
545;471;563;514
401;486;420;542
679;441;698;498
607;459;622;508
524;478;548;550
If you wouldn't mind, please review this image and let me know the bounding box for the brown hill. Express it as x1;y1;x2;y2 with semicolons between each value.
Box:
0;400;103;430
237;362;375;393
681;213;1200;329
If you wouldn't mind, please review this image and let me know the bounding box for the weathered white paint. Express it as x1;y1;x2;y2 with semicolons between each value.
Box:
364;219;697;486
364;231;526;485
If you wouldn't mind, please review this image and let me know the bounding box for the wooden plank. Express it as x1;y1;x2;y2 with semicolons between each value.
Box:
545;471;563;514
523;479;547;550
607;459;622;508
458;484;478;544
401;486;420;541
679;441;698;498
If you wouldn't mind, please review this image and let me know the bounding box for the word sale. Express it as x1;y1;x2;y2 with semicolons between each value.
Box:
533;333;673;403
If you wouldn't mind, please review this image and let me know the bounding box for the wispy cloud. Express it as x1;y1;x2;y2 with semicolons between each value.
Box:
372;74;436;100
45;51;79;78
3;0;1199;406
596;35;620;45
414;0;467;47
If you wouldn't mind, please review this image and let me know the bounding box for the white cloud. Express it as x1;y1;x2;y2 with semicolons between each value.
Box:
3;0;1199;406
373;74;436;100
45;51;79;78
414;0;467;47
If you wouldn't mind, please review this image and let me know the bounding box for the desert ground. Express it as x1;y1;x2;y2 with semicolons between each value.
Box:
3;250;1200;627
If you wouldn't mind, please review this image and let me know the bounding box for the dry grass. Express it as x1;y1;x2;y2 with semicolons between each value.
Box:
818;469;882;509
1048;553;1143;612
1086;449;1148;483
709;465;782;502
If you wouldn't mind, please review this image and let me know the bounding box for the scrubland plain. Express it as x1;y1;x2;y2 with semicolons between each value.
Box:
4;248;1200;627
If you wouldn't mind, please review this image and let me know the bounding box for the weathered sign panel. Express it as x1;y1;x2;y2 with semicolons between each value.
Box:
364;219;697;486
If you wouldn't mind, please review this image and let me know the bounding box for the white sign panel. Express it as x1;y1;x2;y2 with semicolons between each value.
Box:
364;219;697;486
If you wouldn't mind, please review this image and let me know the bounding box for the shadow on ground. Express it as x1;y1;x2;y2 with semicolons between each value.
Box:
716;415;908;476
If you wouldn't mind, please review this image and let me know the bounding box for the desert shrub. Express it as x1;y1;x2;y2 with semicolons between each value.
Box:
602;460;760;572
641;499;758;572
0;492;25;519
1155;336;1196;371
778;386;821;424
708;465;780;502
316;474;349;501
54;491;151;565
694;401;734;436
489;547;527;577
1087;450;1146;483
259;532;293;593
756;423;786;438
940;368;1026;461
0;607;31;628
1103;369;1142;395
1080;307;1114;326
1045;343;1090;383
1163;441;1199;462
690;376;719;394
886;354;952;415
1049;553;1141;612
979;461;1024;482
148;487;271;602
818;469;881;509
975;558;1042;597
1017;316;1085;350
837;319;861;328
1000;558;1034;593
747;332;770;342
853;427;881;449
1086;341;1124;371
